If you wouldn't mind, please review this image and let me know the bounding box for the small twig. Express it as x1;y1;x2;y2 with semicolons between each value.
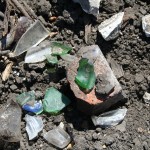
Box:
10;0;31;18
21;0;37;19
8;0;20;13
3;0;10;35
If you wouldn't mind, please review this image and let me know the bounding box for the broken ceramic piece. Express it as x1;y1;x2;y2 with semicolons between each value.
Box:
43;87;71;114
73;0;101;16
22;100;43;114
43;126;71;149
25;114;44;140
67;45;124;115
75;58;96;90
91;108;127;127
13;20;49;56
16;91;35;106
0;101;22;142
25;41;52;63
143;92;150;104
98;12;124;41
142;14;150;37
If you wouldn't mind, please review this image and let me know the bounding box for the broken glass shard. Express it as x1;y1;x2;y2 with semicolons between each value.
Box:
25;41;52;63
91;108;127;128
75;58;96;90
13;20;49;56
14;17;33;42
22;100;43;114
43;126;71;149
16;91;35;106
25;114;44;140
0;101;22;142
51;42;72;56
45;54;58;64
43;87;71;114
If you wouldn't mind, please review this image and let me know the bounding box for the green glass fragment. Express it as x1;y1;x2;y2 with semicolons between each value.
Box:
45;54;58;64
16;91;35;106
43;87;71;114
75;58;96;90
51;42;72;56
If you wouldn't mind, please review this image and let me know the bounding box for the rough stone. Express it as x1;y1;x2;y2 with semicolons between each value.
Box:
10;84;18;91
115;121;126;132
135;73;144;83
124;0;135;6
102;0;124;13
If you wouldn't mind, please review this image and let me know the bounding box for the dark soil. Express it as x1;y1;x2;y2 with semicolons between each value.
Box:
0;0;150;150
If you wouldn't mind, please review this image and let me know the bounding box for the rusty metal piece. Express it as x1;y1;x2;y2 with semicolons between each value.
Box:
67;45;124;115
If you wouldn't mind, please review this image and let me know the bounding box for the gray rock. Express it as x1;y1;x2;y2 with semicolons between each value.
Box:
94;141;103;150
96;74;114;97
115;121;126;132
10;84;18;91
124;0;135;6
135;73;144;83
0;83;4;89
104;136;115;146
102;0;124;13
133;138;141;146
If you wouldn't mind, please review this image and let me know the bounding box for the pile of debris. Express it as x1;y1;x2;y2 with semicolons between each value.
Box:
0;0;149;149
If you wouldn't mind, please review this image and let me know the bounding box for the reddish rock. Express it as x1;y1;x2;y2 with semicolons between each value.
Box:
67;45;124;115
